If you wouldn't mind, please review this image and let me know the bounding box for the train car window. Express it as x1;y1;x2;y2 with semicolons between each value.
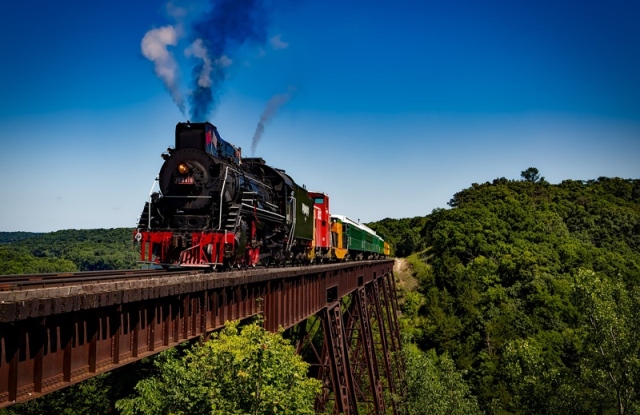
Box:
314;198;324;204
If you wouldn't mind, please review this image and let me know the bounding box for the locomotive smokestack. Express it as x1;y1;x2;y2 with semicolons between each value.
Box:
188;0;271;121
251;86;296;156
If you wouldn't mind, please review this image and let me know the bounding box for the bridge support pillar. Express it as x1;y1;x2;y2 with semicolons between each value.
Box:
291;270;405;415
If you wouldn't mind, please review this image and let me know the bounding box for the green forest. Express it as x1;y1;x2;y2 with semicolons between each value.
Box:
369;169;640;414
2;169;639;414
0;228;138;274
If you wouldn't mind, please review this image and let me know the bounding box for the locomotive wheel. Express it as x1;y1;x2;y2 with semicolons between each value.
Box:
224;258;237;270
261;256;272;268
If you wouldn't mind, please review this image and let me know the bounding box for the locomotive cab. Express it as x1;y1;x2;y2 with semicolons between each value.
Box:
175;122;241;164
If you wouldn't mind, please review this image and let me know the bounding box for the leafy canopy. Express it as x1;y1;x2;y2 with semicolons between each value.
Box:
1;228;138;272
116;320;321;415
371;172;640;414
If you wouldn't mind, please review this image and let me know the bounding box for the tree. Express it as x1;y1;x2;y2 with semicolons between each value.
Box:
499;336;589;415
0;246;77;274
404;344;482;415
116;320;321;415
370;175;640;413
520;167;542;183
572;269;640;415
8;228;138;271
0;375;112;415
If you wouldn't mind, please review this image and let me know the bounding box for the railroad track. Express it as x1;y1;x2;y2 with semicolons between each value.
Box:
0;268;204;291
0;258;392;292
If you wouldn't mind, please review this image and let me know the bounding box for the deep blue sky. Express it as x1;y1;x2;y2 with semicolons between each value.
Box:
1;0;639;232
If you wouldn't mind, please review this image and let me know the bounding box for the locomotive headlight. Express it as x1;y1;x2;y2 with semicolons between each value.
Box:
177;162;190;175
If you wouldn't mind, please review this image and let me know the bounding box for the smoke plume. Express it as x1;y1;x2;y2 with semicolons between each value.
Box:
142;0;278;121
269;34;289;50
188;0;271;121
141;25;185;115
185;39;213;88
251;87;296;155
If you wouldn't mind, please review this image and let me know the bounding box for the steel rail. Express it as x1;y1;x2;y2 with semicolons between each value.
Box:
0;268;202;291
0;259;390;291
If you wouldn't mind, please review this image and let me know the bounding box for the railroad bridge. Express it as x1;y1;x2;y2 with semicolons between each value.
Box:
0;260;405;414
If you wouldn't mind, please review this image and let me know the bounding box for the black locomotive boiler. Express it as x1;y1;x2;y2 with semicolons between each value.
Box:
135;122;314;268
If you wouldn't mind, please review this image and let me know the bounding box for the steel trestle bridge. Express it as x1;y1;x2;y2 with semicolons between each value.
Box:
0;260;405;414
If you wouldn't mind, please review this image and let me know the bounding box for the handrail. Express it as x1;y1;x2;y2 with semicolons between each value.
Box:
287;197;296;251
218;166;229;230
146;176;159;230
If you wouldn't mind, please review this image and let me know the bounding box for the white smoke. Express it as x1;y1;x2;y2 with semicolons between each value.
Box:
165;0;187;21
269;34;289;50
185;39;213;88
216;55;233;67
141;25;185;114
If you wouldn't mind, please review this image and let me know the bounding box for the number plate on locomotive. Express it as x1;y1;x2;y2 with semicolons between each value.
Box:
174;176;194;184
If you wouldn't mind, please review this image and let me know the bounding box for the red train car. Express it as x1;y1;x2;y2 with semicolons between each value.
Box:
308;192;332;262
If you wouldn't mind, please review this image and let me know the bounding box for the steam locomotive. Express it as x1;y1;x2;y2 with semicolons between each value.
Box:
134;122;389;269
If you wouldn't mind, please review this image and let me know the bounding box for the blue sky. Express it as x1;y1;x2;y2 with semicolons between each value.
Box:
0;0;639;232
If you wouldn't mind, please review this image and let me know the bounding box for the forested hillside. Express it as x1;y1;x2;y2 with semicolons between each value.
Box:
0;228;138;274
370;171;640;414
0;232;43;244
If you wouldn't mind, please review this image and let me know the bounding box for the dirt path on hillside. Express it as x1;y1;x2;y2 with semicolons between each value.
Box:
394;257;409;274
392;257;417;292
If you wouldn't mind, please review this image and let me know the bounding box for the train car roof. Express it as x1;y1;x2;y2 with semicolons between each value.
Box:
331;214;381;239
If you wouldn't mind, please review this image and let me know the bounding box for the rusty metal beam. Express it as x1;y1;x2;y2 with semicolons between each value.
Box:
354;287;385;413
384;272;407;401
300;275;404;415
321;301;357;414
369;278;399;415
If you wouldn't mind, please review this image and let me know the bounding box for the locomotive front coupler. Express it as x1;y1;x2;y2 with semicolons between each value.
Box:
171;232;191;248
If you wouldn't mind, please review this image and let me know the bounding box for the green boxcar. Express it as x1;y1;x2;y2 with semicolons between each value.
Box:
290;183;314;241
